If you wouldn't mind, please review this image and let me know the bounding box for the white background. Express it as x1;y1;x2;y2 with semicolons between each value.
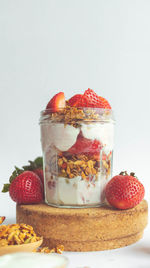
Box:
0;0;150;267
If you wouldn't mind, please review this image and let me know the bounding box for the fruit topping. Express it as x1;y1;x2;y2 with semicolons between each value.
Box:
99;96;111;109
105;171;145;209
46;92;65;112
68;133;102;155
67;89;111;109
68;94;82;107
9;171;43;204
83;88;101;107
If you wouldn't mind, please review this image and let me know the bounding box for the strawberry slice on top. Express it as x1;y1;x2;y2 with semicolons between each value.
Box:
83;88;101;108
99;96;111;109
46;92;65;112
68;94;82;107
68;89;111;109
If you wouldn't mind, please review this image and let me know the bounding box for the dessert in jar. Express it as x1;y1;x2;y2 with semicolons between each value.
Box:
40;89;115;208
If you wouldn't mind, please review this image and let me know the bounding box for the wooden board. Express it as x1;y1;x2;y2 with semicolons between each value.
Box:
16;200;148;252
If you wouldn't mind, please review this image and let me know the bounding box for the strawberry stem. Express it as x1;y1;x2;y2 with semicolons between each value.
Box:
2;157;43;193
119;171;137;179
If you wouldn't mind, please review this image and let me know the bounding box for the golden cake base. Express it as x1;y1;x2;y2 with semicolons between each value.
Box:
16;200;148;252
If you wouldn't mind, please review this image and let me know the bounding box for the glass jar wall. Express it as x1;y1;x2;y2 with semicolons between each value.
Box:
40;107;115;208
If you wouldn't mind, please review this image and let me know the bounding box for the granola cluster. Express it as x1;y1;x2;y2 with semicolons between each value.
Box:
0;217;5;225
57;153;100;180
36;244;64;254
42;105;111;127
46;146;112;181
0;224;41;247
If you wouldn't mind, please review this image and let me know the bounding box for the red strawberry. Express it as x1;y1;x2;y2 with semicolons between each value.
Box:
99;96;111;109
83;88;100;107
68;94;82;107
46;92;65;112
105;172;145;210
9;171;43;204
68;134;102;155
33;168;44;186
22;157;44;186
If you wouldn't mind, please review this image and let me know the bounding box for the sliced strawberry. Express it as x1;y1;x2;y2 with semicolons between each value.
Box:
46;92;65;112
68;134;102;155
83;88;101;107
99;96;111;109
77;95;88;107
68;94;82;107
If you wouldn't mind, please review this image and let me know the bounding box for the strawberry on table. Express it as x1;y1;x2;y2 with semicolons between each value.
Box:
46;92;65;112
105;171;145;210
33;169;44;185
22;157;44;186
2;157;44;204
9;171;43;204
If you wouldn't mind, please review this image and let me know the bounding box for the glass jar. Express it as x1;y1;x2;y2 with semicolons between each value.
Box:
40;107;115;208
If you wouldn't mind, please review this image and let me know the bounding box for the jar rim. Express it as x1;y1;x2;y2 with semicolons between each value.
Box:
39;107;115;124
40;107;113;114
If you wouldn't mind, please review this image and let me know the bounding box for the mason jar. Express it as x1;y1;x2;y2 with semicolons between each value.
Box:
40;107;115;208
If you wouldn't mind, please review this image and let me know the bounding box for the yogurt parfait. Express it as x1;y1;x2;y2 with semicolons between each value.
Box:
40;89;115;208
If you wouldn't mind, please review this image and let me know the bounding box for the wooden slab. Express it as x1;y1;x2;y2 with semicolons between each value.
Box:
16;200;148;252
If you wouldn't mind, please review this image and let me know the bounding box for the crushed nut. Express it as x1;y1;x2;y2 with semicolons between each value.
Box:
57;153;100;180
36;244;64;254
0;217;5;225
41;105;112;127
0;224;41;247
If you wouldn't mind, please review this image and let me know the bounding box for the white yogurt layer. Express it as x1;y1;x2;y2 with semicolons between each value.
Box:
41;121;114;153
41;123;80;152
45;175;108;206
0;252;68;268
81;122;114;151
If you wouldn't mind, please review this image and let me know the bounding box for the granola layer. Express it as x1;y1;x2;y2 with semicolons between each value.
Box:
40;106;113;127
47;150;112;181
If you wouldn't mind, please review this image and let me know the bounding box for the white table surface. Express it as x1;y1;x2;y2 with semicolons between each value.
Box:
0;191;149;268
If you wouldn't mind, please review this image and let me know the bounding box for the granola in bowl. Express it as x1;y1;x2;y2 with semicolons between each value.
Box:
40;89;115;207
0;223;41;247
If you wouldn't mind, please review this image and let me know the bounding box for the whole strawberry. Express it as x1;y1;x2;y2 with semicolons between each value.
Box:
2;157;44;204
105;171;145;210
9;171;43;204
22;157;44;186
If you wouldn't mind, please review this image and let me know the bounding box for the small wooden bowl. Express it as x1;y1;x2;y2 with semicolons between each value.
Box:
0;238;43;256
